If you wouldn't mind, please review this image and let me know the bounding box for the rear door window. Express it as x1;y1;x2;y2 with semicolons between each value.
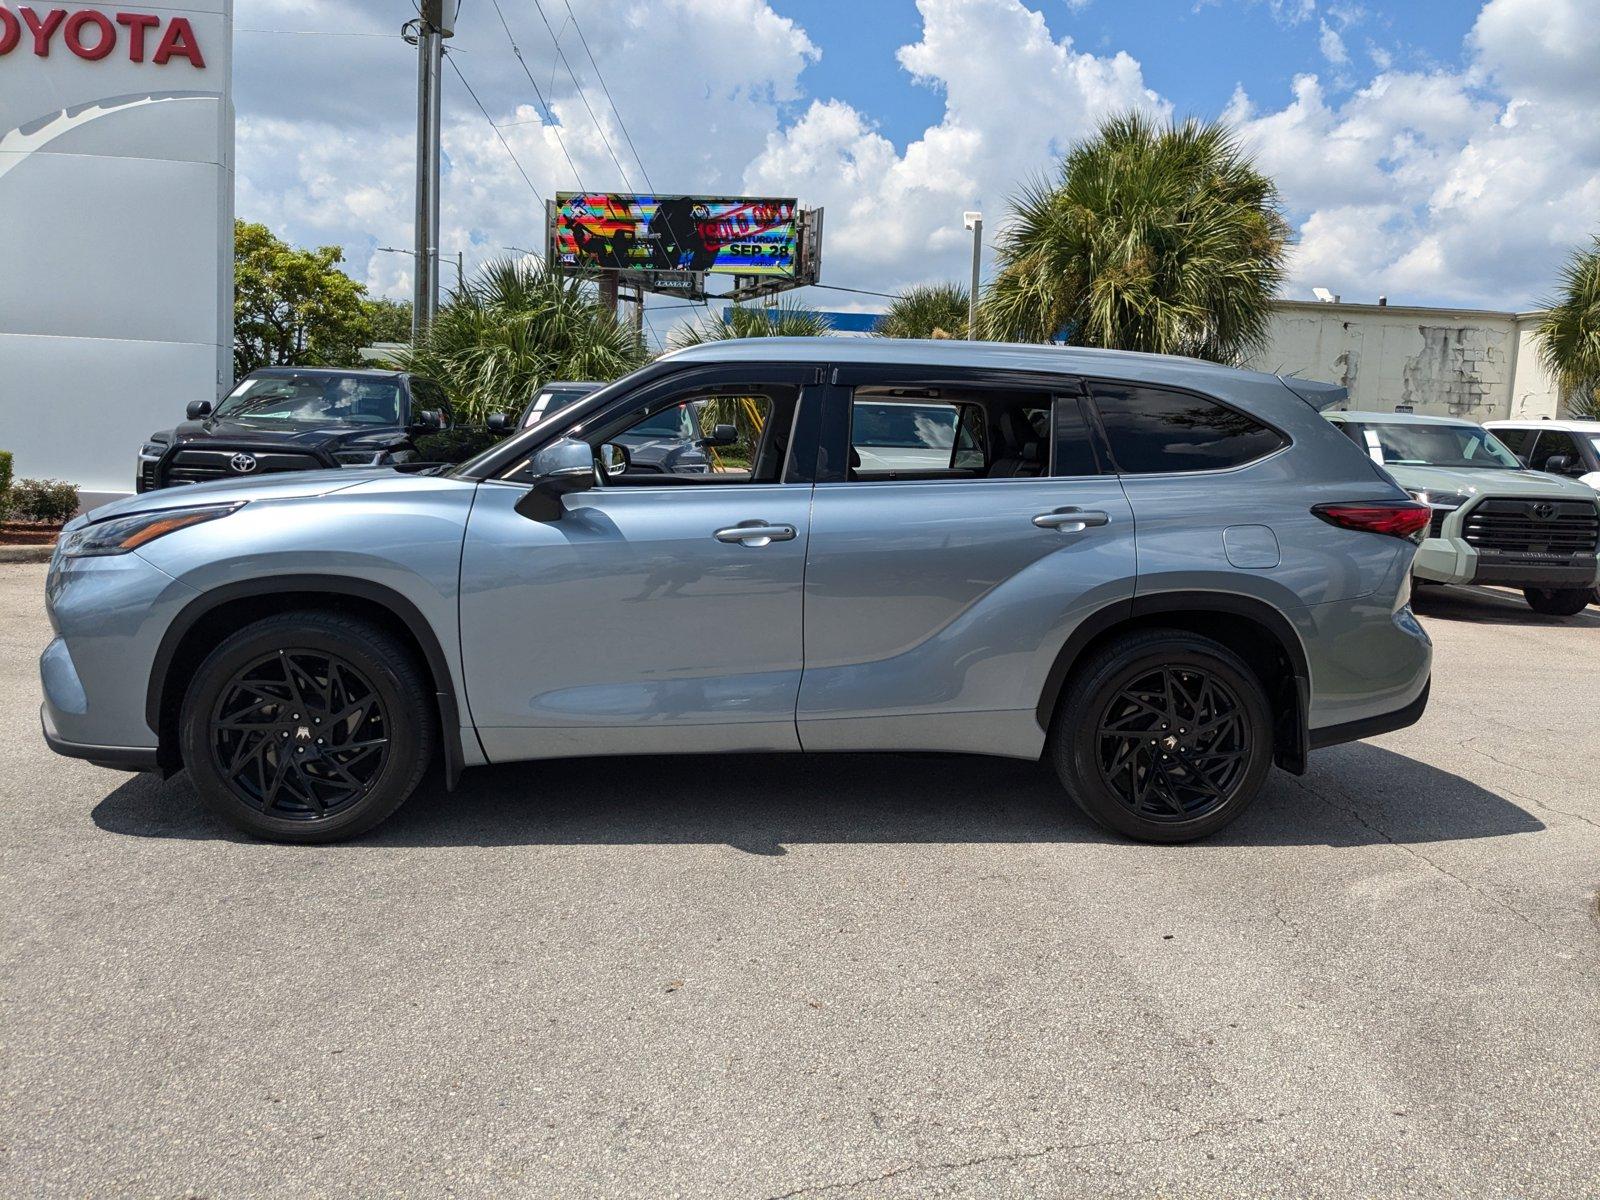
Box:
1091;383;1286;474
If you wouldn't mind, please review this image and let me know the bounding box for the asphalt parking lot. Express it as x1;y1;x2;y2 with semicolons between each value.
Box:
2;561;1597;1198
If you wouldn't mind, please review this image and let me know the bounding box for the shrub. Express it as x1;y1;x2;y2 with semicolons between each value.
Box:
10;478;80;525
0;450;12;522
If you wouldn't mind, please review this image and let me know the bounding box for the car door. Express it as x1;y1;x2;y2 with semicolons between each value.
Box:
458;363;821;763
797;365;1137;761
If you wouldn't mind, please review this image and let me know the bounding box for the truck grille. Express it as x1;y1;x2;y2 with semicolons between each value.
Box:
1463;498;1599;559
161;449;325;487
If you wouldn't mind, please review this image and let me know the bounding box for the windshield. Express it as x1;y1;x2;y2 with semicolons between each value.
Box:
1338;420;1521;469
214;376;403;425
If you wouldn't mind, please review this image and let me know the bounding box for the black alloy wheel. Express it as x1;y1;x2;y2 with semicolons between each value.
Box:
1051;629;1273;843
1095;665;1250;823
209;649;391;821
181;612;435;843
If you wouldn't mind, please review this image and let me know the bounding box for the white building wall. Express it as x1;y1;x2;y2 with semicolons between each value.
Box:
0;2;233;503
1249;300;1561;420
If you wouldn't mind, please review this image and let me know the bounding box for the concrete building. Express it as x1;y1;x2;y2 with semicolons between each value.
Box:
0;1;234;504
1249;300;1561;420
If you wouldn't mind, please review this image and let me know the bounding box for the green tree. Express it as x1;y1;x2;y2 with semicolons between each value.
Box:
875;282;971;340
362;296;414;346
396;257;646;424
669;299;831;347
1536;236;1600;420
982;112;1290;363
233;221;373;375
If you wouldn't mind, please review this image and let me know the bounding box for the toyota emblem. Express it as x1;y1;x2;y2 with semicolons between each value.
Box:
230;452;258;474
1531;502;1555;519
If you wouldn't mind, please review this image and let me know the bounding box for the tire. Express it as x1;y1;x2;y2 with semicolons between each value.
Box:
179;611;436;843
1522;587;1592;616
1050;629;1274;843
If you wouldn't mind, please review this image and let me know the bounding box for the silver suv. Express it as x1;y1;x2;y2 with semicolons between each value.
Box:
41;340;1433;844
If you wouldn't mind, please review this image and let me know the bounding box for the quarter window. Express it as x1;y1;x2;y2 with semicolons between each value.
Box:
1091;383;1285;474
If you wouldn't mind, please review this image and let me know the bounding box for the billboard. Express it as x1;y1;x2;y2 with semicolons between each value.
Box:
551;193;799;277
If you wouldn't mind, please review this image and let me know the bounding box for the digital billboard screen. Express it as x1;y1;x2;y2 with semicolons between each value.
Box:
552;193;799;277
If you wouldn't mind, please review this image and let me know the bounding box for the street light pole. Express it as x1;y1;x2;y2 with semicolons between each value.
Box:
411;1;459;343
963;211;983;340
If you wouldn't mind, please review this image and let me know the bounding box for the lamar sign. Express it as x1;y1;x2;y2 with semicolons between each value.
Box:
0;6;205;66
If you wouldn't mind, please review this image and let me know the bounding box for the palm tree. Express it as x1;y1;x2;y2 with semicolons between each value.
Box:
875;282;971;339
668;298;831;347
396;257;646;425
982;112;1290;364
1536;237;1600;419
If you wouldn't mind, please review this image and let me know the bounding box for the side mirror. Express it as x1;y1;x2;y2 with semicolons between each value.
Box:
598;442;630;477
410;409;446;433
702;422;738;448
186;400;213;420
486;411;513;434
513;437;595;521
1542;454;1574;474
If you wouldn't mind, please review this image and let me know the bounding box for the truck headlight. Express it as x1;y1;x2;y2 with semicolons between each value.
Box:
335;450;386;466
1405;489;1469;509
59;502;245;558
138;442;167;459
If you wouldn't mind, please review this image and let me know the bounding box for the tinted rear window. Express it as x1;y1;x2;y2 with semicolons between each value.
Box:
1092;384;1286;474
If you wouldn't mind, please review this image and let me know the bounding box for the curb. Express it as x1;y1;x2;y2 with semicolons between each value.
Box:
0;545;55;564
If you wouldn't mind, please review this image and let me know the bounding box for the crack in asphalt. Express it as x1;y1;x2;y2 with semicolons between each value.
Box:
761;1113;1297;1198
1460;739;1600;833
1289;775;1565;942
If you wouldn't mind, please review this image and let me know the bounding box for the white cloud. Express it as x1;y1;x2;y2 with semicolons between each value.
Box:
231;0;1600;325
1318;21;1349;65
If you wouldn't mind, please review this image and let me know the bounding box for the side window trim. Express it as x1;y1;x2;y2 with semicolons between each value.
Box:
1081;376;1291;476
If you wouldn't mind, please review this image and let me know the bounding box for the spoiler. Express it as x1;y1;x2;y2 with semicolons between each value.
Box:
1279;376;1348;411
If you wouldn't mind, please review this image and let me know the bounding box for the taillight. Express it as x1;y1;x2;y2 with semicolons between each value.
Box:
1311;500;1432;540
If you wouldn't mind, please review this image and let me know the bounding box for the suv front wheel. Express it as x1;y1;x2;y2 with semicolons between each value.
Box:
1051;630;1274;843
180;612;436;842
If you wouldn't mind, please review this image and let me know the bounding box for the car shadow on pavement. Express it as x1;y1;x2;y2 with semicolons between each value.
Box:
91;743;1542;852
1413;584;1600;628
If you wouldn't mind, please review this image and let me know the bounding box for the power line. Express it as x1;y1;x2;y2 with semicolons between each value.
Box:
527;0;636;191
559;0;654;192
446;52;546;207
486;0;587;192
810;282;899;300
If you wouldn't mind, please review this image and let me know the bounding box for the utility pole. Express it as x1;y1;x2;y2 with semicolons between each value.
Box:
963;211;983;340
411;1;459;343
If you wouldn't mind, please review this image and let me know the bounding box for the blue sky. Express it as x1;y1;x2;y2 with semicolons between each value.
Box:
234;0;1600;338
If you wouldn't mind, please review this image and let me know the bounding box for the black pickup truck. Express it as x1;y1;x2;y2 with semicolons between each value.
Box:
136;368;457;492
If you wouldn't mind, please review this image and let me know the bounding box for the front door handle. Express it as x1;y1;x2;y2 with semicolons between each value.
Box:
1033;507;1111;532
714;521;797;547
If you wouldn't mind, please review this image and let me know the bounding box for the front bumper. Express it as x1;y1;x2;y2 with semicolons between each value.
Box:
1410;495;1600;590
40;548;197;759
40;704;159;772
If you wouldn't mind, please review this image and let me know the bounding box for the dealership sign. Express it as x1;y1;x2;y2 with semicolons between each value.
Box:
0;6;206;66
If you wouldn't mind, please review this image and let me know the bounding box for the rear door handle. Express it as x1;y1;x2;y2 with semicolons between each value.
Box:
1033;507;1111;532
714;521;797;546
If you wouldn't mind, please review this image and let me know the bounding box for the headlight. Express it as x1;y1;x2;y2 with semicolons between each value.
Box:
138;442;167;459
335;450;386;466
1405;489;1469;509
59;502;245;558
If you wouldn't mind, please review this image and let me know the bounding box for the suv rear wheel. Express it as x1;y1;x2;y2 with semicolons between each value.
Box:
180;612;436;843
1050;630;1274;843
1522;587;1592;616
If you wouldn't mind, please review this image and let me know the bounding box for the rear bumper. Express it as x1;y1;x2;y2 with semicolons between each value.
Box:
41;704;159;773
1310;678;1430;750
